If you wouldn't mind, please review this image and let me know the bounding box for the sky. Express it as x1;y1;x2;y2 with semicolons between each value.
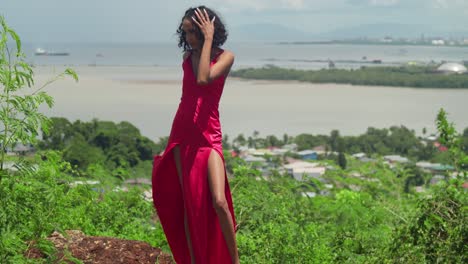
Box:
1;0;467;43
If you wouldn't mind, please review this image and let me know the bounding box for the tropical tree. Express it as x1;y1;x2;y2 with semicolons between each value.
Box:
0;17;77;179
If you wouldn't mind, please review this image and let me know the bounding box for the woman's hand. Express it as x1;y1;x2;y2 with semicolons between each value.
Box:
192;8;215;41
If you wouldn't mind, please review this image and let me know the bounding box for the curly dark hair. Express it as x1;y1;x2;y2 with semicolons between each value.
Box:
176;6;228;52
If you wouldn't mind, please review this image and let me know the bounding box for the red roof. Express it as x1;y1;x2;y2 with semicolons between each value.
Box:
438;146;448;152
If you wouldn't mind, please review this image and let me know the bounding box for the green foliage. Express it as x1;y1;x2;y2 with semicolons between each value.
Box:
39;117;162;178
352;126;422;158
436;109;468;173
337;137;347;169
387;179;467;263
338;152;347;169
231;65;468;89
328;190;393;263
231;170;399;263
0;113;464;263
400;163;430;193
0;17;77;178
283;125;437;161
385;109;468;263
293;133;328;151
0;151;167;263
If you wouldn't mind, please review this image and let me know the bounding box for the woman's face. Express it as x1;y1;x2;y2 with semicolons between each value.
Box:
182;18;201;50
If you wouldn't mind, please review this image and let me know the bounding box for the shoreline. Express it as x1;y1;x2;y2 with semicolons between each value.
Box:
32;65;468;141
32;65;467;90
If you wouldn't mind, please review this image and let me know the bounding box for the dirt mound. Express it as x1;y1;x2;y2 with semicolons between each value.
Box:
26;230;174;264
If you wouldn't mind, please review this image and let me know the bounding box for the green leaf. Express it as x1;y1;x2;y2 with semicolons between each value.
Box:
459;156;468;168
7;96;22;109
15;70;34;88
37;92;55;108
64;68;79;82
7;28;21;55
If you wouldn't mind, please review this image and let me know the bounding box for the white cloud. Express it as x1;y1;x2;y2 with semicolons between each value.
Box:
434;0;449;8
202;0;283;11
281;0;305;9
203;0;326;11
216;0;268;11
370;0;399;6
346;0;399;7
432;0;468;8
202;0;448;12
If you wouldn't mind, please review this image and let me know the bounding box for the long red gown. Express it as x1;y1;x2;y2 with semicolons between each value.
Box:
152;49;236;264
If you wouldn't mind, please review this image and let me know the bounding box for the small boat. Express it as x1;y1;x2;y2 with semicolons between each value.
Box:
34;48;46;55
35;48;69;56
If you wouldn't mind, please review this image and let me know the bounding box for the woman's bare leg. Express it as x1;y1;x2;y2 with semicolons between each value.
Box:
173;145;195;264
207;150;240;264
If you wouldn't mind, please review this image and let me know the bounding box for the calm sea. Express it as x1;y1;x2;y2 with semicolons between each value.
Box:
24;42;468;70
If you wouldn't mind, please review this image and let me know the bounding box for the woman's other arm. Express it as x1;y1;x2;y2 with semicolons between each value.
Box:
192;8;234;85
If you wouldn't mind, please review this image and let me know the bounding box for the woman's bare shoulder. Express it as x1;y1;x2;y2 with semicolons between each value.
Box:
219;49;235;63
220;49;234;58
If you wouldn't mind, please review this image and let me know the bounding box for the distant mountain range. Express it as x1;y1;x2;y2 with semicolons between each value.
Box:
229;23;312;42
229;23;468;42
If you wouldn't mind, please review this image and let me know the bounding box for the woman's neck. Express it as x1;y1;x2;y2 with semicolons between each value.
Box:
191;47;218;57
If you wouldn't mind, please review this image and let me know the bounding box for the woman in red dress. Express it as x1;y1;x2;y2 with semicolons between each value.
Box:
152;6;239;264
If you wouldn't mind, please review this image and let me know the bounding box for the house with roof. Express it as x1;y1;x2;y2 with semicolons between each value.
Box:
351;152;377;162
124;178;152;186
416;161;454;174
352;152;366;159
269;147;290;156
383;155;409;163
312;145;327;155
241;154;269;173
245;148;278;157
6;143;35;156
297;150;318;160
283;161;326;181
243;155;267;164
283;143;298;151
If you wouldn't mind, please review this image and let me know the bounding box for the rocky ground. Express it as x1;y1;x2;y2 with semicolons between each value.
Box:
25;230;174;264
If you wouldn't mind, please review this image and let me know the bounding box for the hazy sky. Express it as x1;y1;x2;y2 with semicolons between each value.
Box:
2;0;467;43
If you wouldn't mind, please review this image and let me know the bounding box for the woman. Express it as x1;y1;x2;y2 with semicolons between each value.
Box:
152;6;239;264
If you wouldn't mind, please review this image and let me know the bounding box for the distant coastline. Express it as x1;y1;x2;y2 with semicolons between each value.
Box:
276;40;468;48
231;65;468;89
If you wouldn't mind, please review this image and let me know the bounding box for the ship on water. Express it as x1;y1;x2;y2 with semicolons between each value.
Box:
34;48;69;56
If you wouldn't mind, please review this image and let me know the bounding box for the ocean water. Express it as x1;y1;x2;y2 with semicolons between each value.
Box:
24;42;468;70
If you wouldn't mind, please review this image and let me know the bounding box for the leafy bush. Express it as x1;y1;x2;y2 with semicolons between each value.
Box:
0;151;167;263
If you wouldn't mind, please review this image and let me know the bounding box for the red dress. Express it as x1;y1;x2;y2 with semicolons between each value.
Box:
152;49;236;264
